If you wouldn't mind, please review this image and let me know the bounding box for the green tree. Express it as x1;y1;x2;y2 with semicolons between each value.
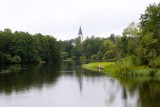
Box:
132;3;160;67
103;39;116;60
109;33;116;43
72;37;83;60
0;29;60;64
83;37;106;60
140;3;160;53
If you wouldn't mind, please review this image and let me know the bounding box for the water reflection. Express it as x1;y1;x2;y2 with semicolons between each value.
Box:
0;64;22;73
60;61;104;93
0;62;160;107
117;77;160;107
0;63;60;94
61;61;160;107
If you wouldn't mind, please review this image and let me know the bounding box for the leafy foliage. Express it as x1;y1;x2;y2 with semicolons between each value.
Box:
82;3;160;68
0;29;60;64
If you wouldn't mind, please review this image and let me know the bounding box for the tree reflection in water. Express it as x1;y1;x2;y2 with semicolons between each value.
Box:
117;77;160;107
0;62;160;107
0;63;60;95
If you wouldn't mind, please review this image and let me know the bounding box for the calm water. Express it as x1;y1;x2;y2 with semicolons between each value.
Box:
0;62;160;107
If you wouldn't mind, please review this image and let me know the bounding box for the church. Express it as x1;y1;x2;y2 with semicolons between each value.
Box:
71;26;83;46
78;26;83;42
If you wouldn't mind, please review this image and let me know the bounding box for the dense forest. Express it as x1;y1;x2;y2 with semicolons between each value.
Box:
0;3;159;67
0;29;60;63
60;3;160;68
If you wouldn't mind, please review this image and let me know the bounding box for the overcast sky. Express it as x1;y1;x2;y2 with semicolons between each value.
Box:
0;0;159;40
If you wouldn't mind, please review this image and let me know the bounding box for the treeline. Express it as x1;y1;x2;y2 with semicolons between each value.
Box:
60;3;160;68
59;34;117;61
0;29;60;64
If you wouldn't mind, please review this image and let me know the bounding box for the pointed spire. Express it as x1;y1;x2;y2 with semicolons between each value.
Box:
78;26;83;35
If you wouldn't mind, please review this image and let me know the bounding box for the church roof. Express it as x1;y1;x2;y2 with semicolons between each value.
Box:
78;26;83;35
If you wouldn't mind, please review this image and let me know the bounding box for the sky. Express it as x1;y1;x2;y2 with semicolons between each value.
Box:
0;0;159;40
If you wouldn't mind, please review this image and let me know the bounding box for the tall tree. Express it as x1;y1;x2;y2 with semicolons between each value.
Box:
140;3;160;51
132;3;160;67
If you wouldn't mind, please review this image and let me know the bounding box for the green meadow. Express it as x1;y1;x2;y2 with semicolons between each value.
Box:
82;58;160;76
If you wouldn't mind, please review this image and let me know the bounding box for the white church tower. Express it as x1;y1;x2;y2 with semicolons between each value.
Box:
78;26;83;42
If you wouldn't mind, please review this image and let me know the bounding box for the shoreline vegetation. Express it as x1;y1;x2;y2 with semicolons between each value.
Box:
82;57;160;76
0;29;60;64
81;3;160;77
0;2;160;79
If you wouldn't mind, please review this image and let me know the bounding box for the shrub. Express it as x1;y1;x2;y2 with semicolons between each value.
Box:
11;55;21;63
61;52;68;60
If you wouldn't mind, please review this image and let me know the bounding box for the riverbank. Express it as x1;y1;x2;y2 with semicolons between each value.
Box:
82;62;160;76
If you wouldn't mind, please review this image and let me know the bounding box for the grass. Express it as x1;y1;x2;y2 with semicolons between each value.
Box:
82;62;115;71
82;62;117;75
82;57;160;76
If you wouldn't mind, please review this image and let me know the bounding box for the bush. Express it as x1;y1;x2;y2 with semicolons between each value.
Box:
11;55;21;63
32;54;41;63
61;52;68;60
91;54;97;61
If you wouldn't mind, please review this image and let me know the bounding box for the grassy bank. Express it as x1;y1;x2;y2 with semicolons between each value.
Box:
82;61;160;76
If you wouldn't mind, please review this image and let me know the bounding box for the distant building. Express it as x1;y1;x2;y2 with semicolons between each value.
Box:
78;26;83;42
71;26;83;46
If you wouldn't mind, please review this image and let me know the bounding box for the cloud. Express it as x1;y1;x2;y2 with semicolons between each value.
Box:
0;0;159;40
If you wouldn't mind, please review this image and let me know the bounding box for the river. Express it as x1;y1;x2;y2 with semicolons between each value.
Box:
0;62;160;107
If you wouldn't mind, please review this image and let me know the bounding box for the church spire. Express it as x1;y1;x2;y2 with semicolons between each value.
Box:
78;26;83;42
78;26;83;36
